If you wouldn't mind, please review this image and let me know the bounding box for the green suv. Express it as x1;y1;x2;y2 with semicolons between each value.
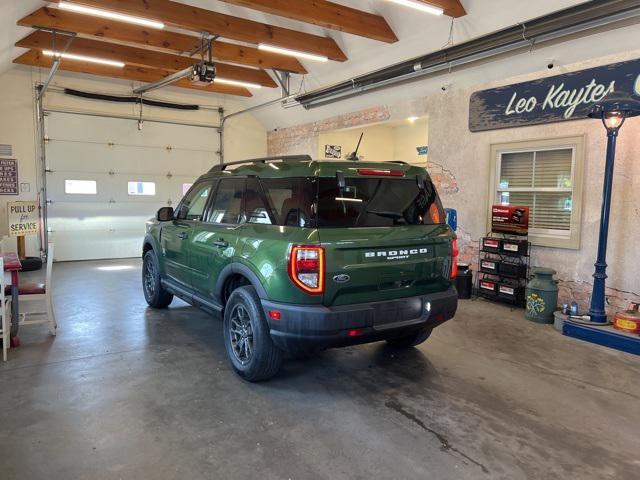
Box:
143;155;458;381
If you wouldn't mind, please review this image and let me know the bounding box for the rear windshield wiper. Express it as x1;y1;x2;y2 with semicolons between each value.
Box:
366;209;404;219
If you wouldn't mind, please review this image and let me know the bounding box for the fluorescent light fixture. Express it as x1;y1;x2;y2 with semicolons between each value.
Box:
43;50;125;68
214;78;262;89
335;197;363;203
258;44;328;62
58;2;165;29
387;0;444;15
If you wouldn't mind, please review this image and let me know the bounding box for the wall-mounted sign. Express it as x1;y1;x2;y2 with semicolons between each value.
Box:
8;201;39;237
469;59;640;132
416;146;429;155
324;144;342;159
0;159;18;195
491;205;529;235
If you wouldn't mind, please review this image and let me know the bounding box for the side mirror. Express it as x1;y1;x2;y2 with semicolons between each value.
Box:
156;206;174;222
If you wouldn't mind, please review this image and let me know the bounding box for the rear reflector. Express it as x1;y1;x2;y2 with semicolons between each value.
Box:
268;310;281;320
347;329;362;337
288;245;325;295
357;168;405;177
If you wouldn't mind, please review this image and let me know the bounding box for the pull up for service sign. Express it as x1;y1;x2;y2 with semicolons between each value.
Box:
8;201;39;237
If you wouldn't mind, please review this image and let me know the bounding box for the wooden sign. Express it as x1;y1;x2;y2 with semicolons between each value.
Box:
0;159;19;195
491;205;529;236
8;201;39;237
469;59;640;132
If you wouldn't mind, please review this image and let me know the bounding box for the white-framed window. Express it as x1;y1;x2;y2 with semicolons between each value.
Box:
489;136;585;249
128;181;156;196
65;179;97;195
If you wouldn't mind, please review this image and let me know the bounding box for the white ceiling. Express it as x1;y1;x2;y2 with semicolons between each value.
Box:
4;0;636;129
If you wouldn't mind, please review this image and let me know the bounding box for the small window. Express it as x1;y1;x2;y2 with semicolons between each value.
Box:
176;182;213;221
128;181;156;196
208;178;245;225
260;177;315;227
65;179;97;195
491;136;585;249
182;183;193;195
245;178;273;225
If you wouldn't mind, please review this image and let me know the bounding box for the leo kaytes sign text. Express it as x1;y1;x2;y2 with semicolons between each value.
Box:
469;59;640;132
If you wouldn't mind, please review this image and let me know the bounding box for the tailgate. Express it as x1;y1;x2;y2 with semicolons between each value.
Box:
319;225;453;307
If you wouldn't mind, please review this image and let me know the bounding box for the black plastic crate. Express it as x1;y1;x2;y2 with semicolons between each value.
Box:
480;259;499;275
481;237;501;253
498;261;527;278
500;239;529;256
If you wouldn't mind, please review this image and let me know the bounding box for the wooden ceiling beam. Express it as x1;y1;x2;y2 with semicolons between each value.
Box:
17;7;307;74
416;1;466;18
217;0;398;43
62;0;348;61
13;49;252;97
16;31;277;88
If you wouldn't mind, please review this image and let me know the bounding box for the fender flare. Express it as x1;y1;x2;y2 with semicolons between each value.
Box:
142;234;165;274
215;262;269;301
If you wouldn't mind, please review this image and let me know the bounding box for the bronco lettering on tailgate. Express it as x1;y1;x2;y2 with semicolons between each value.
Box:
364;247;430;261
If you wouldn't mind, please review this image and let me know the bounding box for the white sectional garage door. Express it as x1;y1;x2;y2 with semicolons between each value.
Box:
45;111;219;261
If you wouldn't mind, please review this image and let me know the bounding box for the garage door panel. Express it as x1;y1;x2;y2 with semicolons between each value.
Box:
46;111;218;261
49;230;145;262
47;112;220;151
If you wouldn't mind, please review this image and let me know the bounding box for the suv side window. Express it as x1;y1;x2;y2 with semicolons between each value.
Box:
245;178;274;225
208;178;245;225
176;181;214;221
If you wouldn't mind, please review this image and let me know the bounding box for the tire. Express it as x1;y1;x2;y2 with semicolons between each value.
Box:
20;256;43;272
142;250;173;308
386;326;433;348
224;286;283;382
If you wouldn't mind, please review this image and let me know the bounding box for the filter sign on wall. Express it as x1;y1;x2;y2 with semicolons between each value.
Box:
0;159;19;195
469;58;640;131
491;205;529;236
8;201;39;237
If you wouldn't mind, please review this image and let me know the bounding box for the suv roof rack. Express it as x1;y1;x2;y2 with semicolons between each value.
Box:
210;155;312;172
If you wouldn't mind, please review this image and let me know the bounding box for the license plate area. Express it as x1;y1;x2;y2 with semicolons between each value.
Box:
373;297;423;327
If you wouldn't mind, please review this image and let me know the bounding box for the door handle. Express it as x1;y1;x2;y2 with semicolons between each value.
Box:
214;239;229;248
177;232;188;240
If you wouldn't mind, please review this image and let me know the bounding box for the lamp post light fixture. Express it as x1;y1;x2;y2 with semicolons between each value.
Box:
587;92;640;324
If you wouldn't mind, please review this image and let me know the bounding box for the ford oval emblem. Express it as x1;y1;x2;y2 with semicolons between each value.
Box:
333;274;351;284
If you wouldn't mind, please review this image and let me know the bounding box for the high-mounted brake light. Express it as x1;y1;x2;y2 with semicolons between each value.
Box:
450;239;459;280
289;246;325;295
357;168;405;177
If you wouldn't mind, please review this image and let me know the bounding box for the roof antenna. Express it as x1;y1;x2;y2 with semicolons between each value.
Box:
345;132;364;161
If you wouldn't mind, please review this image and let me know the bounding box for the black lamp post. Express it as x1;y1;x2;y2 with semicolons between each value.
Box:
587;92;640;324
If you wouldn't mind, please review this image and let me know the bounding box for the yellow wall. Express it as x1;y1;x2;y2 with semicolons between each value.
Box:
317;119;428;165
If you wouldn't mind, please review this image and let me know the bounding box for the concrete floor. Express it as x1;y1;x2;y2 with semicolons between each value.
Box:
0;258;638;480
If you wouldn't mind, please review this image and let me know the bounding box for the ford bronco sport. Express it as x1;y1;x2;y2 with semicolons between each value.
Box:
143;155;458;381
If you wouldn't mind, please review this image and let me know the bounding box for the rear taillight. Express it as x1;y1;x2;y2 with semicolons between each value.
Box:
450;239;459;280
289;246;325;295
357;168;405;177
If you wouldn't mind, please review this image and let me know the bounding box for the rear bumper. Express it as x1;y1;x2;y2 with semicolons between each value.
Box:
261;286;458;351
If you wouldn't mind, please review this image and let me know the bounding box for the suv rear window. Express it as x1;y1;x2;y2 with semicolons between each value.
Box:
316;177;444;228
257;176;444;228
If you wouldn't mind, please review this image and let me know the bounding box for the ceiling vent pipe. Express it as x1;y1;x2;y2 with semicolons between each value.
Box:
296;0;640;109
